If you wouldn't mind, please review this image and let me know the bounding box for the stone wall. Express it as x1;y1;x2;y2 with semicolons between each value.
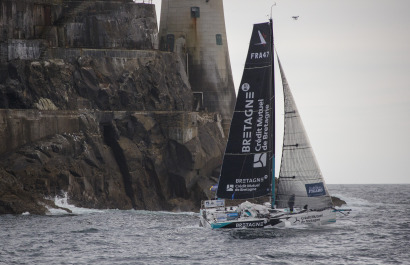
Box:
44;48;158;60
7;39;45;60
0;110;204;156
156;112;198;144
0;0;157;63
0;109;80;155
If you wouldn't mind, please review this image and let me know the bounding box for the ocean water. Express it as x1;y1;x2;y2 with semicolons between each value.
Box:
1;185;409;265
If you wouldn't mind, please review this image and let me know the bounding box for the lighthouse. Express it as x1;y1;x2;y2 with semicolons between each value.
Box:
159;0;236;135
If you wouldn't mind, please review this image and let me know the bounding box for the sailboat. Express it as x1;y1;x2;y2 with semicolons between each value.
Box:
199;21;349;229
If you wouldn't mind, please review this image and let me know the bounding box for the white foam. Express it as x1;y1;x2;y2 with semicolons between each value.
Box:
344;196;373;209
46;192;105;215
134;210;198;217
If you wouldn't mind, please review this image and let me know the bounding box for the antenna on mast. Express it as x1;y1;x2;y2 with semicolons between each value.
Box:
270;2;277;21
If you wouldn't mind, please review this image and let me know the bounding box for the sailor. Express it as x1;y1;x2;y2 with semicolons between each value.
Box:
288;194;295;213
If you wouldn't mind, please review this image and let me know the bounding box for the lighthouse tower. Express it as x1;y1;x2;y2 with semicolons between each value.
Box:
159;0;236;135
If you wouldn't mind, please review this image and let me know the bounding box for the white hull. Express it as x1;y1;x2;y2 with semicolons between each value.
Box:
199;200;336;229
267;208;336;228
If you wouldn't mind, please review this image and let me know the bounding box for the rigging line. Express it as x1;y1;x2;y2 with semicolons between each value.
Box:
331;207;349;216
237;149;250;185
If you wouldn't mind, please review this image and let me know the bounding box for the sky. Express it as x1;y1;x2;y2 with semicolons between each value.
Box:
148;0;410;184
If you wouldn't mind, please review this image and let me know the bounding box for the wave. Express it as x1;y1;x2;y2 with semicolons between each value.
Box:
149;210;198;216
44;193;199;217
46;192;105;216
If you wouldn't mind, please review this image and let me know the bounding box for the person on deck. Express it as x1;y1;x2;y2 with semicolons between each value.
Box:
288;194;295;213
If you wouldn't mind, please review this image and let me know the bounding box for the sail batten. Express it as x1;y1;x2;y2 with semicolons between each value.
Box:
244;66;272;70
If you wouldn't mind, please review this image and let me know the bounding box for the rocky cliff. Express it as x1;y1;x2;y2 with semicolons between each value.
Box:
0;109;225;214
0;0;226;214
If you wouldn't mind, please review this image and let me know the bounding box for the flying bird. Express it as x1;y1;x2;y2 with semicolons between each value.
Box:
292;16;299;20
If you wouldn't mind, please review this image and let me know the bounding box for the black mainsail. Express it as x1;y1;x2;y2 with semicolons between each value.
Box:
217;22;274;200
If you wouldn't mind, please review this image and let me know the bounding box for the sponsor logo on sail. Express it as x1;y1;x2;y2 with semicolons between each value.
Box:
241;83;250;91
253;153;267;168
250;30;270;60
241;83;254;153
305;182;326;197
255;30;267;45
236;177;266;184
226;184;234;191
231;175;269;193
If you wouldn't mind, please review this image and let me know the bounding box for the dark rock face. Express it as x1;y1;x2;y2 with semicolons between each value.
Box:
0;110;225;214
0;52;225;213
331;196;347;207
66;2;157;50
1;52;192;111
0;52;224;214
0;169;50;215
0;0;226;215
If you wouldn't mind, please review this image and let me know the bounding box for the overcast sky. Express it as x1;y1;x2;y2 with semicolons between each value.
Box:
150;0;410;184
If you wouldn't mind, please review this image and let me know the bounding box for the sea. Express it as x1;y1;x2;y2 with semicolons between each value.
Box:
1;184;409;265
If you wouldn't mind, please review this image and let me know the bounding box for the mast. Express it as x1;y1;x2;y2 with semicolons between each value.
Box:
270;18;276;208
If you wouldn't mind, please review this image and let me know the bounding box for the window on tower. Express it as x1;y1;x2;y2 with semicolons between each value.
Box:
166;34;175;52
216;34;222;45
191;7;200;18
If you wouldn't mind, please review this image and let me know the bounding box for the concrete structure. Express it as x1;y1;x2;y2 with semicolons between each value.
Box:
0;110;202;156
158;0;236;135
0;109;80;156
0;0;198;153
0;0;157;63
